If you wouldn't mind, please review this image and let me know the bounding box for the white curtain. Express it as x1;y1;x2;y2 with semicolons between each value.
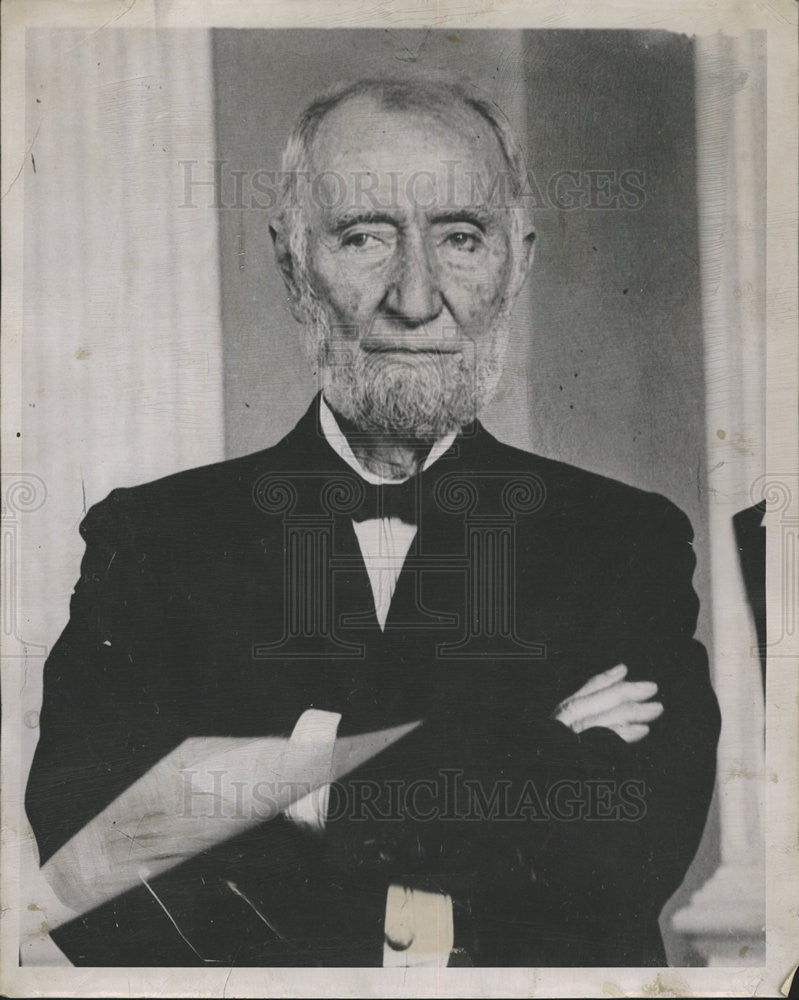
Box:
16;26;223;962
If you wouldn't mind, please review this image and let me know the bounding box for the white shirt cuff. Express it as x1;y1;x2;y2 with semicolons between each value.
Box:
383;884;455;968
283;708;342;835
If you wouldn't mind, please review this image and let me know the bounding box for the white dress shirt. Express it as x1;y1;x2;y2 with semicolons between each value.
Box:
285;397;458;967
320;395;456;630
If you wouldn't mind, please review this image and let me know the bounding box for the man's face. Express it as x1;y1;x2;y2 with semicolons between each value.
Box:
288;94;532;439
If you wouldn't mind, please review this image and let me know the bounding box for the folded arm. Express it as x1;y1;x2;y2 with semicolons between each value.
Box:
30;718;420;936
23;490;419;944
24;487;720;958
319;496;721;925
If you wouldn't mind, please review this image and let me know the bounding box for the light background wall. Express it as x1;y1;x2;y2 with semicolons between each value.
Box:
211;27;712;964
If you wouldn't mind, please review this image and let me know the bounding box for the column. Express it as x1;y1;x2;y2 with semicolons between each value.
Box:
671;30;767;965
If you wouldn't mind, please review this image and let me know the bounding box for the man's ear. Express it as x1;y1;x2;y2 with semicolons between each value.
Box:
509;227;536;299
269;221;307;324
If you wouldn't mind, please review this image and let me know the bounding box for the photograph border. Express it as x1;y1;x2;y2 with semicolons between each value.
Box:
2;1;796;996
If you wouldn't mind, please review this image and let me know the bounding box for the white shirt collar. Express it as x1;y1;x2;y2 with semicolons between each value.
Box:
319;395;457;486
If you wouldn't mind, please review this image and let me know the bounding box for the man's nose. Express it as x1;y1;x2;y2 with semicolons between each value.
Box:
382;237;443;326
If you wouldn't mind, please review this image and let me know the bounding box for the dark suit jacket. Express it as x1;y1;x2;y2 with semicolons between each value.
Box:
26;395;720;967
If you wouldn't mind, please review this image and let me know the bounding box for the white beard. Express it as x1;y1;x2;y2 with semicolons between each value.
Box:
302;301;510;440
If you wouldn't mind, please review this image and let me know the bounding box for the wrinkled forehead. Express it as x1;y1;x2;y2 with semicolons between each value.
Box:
303;92;514;220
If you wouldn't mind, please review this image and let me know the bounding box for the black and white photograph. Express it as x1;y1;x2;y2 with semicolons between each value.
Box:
1;1;796;996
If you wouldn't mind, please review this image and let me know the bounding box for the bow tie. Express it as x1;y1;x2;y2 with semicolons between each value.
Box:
350;477;420;524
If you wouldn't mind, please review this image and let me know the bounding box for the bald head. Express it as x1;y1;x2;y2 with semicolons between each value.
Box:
276;78;528;230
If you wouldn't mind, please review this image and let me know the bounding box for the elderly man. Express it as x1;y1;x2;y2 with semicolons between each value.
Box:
26;78;720;968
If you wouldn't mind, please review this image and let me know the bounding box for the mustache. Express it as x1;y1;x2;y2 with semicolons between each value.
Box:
325;316;468;352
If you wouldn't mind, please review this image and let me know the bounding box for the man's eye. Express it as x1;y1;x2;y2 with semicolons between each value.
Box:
445;231;481;252
342;232;383;250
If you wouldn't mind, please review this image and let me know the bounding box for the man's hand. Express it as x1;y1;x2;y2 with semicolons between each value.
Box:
553;664;663;743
